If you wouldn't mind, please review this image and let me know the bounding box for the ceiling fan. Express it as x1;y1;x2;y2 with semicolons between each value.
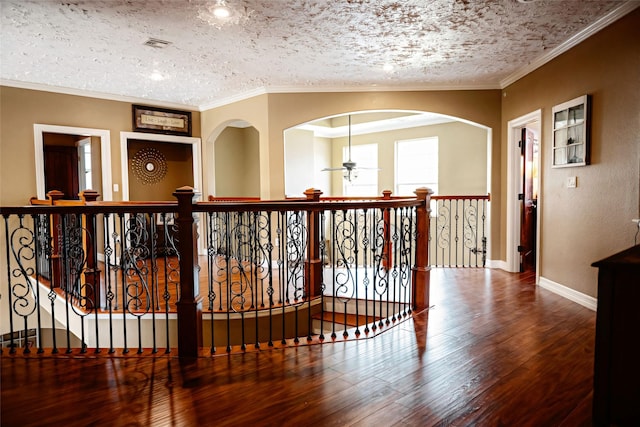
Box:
322;115;378;182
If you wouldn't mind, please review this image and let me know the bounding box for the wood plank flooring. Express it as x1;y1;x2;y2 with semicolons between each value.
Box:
0;268;596;426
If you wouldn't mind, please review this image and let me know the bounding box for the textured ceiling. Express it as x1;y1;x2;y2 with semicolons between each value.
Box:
0;0;634;109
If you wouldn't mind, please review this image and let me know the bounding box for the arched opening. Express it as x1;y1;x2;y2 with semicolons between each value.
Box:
283;110;491;199
211;121;261;198
284;109;493;268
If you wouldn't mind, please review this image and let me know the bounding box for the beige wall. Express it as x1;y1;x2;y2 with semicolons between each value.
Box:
0;86;200;205
502;8;640;297
213;126;260;197
284;128;316;197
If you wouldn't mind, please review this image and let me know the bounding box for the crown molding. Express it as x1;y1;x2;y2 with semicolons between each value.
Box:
198;83;500;112
264;83;500;94
196;87;268;111
500;1;640;88
0;79;200;111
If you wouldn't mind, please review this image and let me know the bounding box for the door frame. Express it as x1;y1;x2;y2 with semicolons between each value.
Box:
34;124;113;201
506;110;541;279
119;132;202;201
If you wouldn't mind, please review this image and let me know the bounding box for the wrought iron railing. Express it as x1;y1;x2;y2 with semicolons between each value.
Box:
0;187;433;357
430;195;489;267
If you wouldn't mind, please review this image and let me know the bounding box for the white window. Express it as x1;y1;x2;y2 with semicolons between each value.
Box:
395;137;438;196
78;140;93;191
343;143;378;196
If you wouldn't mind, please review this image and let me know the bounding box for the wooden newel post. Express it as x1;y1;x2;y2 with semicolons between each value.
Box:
79;190;101;309
304;188;323;298
174;186;203;357
412;187;433;311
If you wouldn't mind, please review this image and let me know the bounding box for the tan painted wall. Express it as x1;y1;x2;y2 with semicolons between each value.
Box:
0;86;200;205
213;126;260;197
502;8;640;297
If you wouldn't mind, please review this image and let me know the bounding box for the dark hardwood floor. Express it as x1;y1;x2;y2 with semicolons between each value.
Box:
0;268;596;426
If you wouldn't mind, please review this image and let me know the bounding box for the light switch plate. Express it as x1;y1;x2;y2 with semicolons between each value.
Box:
567;176;577;188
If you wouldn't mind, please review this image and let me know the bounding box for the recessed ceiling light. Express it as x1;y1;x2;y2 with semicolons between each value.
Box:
213;1;231;18
383;64;394;73
213;6;231;18
150;71;164;81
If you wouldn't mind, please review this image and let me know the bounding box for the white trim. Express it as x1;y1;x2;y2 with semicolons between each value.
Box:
119;132;202;201
33;124;113;201
487;259;509;271
2;79;199;111
506;110;542;274
500;2;640;88
538;276;597;311
485;127;493;267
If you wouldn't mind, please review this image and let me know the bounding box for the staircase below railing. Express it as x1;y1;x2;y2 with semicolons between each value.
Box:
1;187;434;358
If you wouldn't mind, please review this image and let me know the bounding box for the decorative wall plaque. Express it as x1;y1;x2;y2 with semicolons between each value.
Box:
133;104;192;136
131;147;168;185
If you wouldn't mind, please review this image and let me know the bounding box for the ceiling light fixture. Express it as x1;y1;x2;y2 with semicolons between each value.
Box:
198;0;253;28
212;1;231;18
322;115;379;183
383;63;394;73
150;71;164;81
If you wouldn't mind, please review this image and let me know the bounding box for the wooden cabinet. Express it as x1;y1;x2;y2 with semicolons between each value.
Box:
592;245;640;426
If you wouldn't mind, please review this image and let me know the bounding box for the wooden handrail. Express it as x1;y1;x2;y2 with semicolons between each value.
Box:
208;195;261;202
432;194;490;201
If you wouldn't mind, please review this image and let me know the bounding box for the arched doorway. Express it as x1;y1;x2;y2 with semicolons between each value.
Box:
211;121;260;198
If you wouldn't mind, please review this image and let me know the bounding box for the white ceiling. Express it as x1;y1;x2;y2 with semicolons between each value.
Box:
1;1;637;111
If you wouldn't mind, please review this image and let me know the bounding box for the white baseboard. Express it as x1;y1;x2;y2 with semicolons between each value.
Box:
538;276;597;311
487;259;509;271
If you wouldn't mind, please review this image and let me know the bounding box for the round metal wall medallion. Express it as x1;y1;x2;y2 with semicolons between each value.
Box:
131;147;167;185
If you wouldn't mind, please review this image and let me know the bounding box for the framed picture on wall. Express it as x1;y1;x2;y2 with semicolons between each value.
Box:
551;95;591;168
133;104;192;136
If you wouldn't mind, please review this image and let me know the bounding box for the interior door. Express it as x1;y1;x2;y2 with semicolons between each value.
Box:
44;145;79;199
519;127;537;273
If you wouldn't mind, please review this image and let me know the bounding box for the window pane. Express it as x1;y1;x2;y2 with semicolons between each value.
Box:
396;137;438;196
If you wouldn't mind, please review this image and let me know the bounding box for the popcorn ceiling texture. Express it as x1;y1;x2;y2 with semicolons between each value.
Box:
0;0;627;108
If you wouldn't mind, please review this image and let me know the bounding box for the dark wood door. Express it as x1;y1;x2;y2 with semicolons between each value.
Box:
519;127;537;273
44;145;79;199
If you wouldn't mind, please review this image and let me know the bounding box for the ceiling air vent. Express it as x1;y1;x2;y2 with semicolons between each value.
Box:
144;38;172;49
